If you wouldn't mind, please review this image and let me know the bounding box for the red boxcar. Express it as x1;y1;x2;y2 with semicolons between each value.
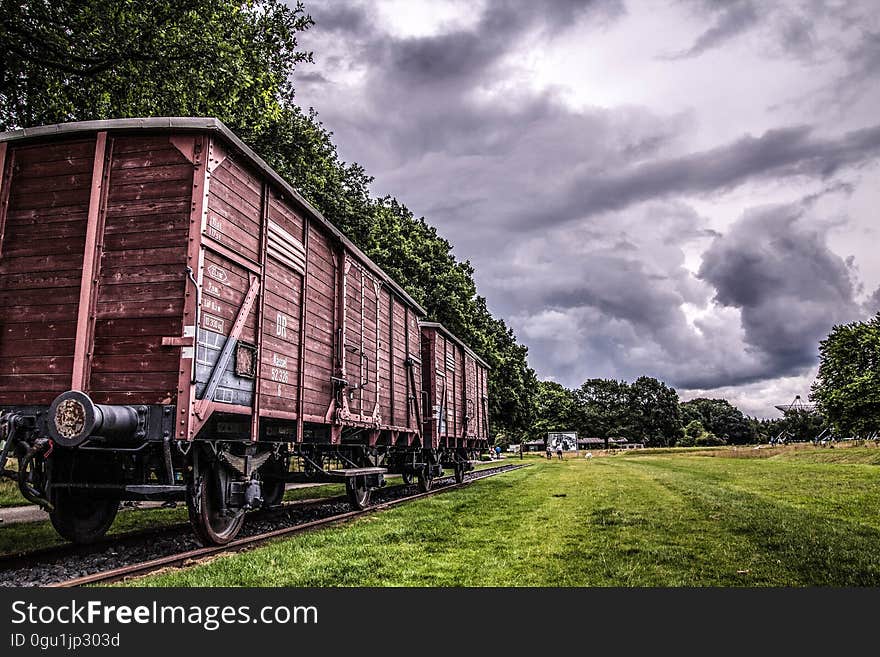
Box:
0;118;482;545
420;322;490;460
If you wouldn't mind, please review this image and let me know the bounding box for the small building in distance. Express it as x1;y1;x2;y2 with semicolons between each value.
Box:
609;437;644;450
578;437;605;449
522;439;547;453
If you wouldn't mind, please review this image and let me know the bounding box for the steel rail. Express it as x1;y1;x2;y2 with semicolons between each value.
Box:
51;463;527;587
0;493;349;572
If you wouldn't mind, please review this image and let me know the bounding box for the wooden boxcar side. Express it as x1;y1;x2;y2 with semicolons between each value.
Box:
0;118;475;544
0;134;192;407
0;119;426;446
188;139;425;445
420;322;490;450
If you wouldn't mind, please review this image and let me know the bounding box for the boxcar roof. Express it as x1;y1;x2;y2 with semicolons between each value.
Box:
0;117;426;315
419;321;490;369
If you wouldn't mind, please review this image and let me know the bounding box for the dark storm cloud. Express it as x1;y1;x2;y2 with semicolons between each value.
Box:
830;29;880;107
481;174;874;392
666;1;875;67
533;123;880;229
864;286;880;316
699;202;861;378
307;1;880;234
507;195;869;392
760;3;880;107
774;11;816;60
360;0;625;86
487;202;757;389
310;3;372;33
294;1;880;403
666;0;758;59
382;9;521;86
296;71;330;85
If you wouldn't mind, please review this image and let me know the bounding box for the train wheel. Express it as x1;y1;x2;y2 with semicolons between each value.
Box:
401;471;414;485
454;462;466;484
49;489;119;544
260;456;289;507
346;476;371;510
187;469;245;546
417;469;433;493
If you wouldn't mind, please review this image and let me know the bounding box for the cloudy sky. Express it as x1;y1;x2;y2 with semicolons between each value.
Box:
292;0;880;417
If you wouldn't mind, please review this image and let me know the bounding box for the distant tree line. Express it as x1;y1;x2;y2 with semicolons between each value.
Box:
530;376;843;448
529;312;880;448
530;378;764;448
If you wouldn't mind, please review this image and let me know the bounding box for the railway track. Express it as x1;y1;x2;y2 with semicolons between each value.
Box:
0;493;348;576
1;462;526;587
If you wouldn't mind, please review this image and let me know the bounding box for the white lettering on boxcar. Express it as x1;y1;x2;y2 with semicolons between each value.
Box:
270;367;289;384
207;264;228;283
276;313;288;338
205;298;222;314
208;215;224;241
205;281;222;297
272;354;288;368
203;313;225;333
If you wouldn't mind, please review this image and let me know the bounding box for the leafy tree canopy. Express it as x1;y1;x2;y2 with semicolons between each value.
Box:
573;379;631;443
811;313;880;438
680;397;755;445
532;381;576;437
0;0;312;132
627;376;682;447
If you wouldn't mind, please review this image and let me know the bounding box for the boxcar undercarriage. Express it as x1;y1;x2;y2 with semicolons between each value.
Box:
0;398;478;545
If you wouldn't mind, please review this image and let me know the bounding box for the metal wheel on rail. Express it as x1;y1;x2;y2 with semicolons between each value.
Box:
49;489;120;544
187;466;245;546
417;469;433;492
345;475;371;510
453;462;466;484
401;470;414;485
260;455;289;507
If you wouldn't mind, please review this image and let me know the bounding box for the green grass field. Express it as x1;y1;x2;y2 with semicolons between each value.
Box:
127;445;880;587
0;478;20;508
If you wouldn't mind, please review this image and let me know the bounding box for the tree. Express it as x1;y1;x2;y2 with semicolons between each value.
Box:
0;1;313;132
751;417;771;444
626;377;682;447
679;419;704;447
680;398;755;444
694;431;724;447
779;408;828;442
811;313;880;438
680;419;725;447
572;379;631;446
532;381;576;438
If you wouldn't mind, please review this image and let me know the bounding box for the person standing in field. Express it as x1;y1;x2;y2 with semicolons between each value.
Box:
556;443;563;460
546;443;552;460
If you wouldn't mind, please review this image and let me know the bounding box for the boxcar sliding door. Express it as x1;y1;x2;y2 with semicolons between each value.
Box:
340;256;381;424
